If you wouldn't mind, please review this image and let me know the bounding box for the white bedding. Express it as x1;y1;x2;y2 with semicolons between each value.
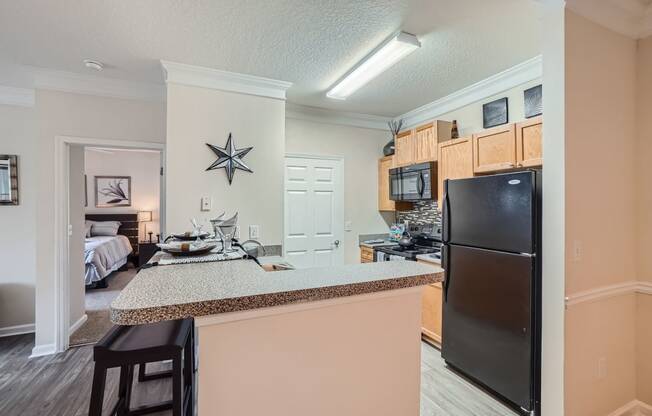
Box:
84;235;133;285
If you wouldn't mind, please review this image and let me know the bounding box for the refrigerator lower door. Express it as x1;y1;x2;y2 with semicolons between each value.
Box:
442;244;534;410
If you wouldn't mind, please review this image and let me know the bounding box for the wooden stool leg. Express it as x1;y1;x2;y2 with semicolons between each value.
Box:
138;362;147;382
172;351;184;416
117;365;134;415
88;363;107;416
183;334;194;415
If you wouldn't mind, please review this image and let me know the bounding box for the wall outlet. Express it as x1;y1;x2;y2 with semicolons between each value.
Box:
249;225;260;239
573;240;582;262
344;220;352;232
598;357;607;379
201;196;212;212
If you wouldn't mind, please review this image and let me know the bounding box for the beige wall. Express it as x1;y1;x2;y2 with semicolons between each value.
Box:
166;84;285;246
564;10;641;415
35;90;165;348
285;118;393;264
0;104;37;331
436;79;542;137
85;149;161;239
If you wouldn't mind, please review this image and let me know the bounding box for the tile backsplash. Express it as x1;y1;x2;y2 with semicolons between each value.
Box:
396;200;441;226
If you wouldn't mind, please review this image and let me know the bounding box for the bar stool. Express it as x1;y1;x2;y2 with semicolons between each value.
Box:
88;318;194;416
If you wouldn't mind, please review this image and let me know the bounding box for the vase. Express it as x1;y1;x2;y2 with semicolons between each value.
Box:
383;138;395;156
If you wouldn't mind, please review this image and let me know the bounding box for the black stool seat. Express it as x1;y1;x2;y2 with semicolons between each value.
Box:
89;318;194;416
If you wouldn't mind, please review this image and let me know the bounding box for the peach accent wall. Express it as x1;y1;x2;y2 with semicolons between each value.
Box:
564;10;639;416
636;36;652;284
637;294;652;404
564;10;637;296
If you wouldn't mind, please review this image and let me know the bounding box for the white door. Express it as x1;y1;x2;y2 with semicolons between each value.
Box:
284;156;344;268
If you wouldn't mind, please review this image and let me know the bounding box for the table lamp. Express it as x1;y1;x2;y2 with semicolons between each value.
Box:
137;210;153;242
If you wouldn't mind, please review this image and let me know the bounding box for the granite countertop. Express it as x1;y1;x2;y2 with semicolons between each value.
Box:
358;233;397;248
110;258;443;325
415;253;441;265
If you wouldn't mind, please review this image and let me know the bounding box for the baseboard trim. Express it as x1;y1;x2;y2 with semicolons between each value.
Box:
69;314;88;336
30;343;57;358
0;323;35;338
609;400;652;416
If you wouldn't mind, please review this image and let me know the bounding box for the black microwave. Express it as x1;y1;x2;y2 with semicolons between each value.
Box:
389;162;437;201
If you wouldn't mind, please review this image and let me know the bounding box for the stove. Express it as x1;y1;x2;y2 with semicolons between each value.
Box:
374;224;442;262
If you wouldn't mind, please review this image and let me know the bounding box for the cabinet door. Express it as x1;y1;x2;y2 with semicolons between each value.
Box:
360;246;374;263
437;137;474;207
420;282;443;345
414;123;437;163
378;156;395;211
516;116;543;167
472;124;517;173
394;130;414;167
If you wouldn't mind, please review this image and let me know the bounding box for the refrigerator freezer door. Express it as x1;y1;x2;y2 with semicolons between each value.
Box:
443;171;535;254
442;244;534;410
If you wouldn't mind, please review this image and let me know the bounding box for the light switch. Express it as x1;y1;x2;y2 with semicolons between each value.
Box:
344;220;352;232
201;196;212;212
249;225;260;239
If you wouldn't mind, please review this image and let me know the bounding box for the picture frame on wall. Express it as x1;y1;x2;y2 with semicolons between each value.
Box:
84;174;88;207
95;176;132;208
482;97;509;129
524;84;543;118
0;154;19;206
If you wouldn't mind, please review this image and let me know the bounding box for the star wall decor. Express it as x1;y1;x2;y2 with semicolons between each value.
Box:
205;133;253;185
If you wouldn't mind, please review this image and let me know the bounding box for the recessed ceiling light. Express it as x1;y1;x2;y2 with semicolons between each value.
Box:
327;31;421;100
83;59;104;71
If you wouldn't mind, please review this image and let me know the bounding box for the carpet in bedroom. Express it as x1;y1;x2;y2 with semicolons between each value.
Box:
69;268;136;347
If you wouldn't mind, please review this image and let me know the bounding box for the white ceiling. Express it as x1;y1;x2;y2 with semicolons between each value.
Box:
0;0;541;117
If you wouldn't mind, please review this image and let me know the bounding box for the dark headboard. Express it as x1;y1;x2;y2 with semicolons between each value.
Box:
86;213;139;248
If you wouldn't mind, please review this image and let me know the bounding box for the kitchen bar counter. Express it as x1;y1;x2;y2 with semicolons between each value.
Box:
111;257;443;325
110;257;443;416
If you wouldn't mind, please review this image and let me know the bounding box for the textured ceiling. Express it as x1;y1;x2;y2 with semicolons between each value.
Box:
0;0;541;117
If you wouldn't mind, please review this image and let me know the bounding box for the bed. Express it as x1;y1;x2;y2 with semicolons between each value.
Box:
84;214;138;286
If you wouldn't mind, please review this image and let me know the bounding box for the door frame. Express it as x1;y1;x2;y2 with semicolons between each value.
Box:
283;153;345;267
49;136;165;355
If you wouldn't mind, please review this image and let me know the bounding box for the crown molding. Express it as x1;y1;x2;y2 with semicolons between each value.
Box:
30;67;164;102
566;0;652;39
161;60;292;101
0;85;35;107
565;280;652;307
285;103;389;130
397;55;542;129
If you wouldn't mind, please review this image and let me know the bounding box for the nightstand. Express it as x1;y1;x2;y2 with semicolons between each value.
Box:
138;242;160;267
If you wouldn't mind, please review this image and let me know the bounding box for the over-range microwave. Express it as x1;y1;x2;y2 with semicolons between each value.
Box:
389;162;437;201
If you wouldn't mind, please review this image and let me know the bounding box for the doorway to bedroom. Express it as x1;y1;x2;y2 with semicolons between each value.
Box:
68;144;163;347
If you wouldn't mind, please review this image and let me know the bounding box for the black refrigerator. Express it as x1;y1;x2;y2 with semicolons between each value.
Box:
441;170;541;415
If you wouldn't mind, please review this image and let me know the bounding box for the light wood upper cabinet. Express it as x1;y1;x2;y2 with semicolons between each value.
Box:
472;124;517;173
437;137;474;207
378;156;395;211
516;116;543;167
414;123;437;163
394;130;415;167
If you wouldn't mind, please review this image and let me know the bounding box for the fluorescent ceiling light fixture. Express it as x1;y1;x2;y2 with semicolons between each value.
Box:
327;31;421;100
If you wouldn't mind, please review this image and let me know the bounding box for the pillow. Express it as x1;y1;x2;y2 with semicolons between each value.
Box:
84;221;92;238
90;221;122;237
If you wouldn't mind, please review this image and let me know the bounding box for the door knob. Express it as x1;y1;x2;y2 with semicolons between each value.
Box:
333;240;340;248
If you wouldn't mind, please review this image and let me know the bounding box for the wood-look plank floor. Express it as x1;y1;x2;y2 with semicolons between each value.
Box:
0;335;517;416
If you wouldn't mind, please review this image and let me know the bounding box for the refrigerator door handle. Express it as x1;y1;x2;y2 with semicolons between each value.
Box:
442;244;450;302
442;185;451;243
